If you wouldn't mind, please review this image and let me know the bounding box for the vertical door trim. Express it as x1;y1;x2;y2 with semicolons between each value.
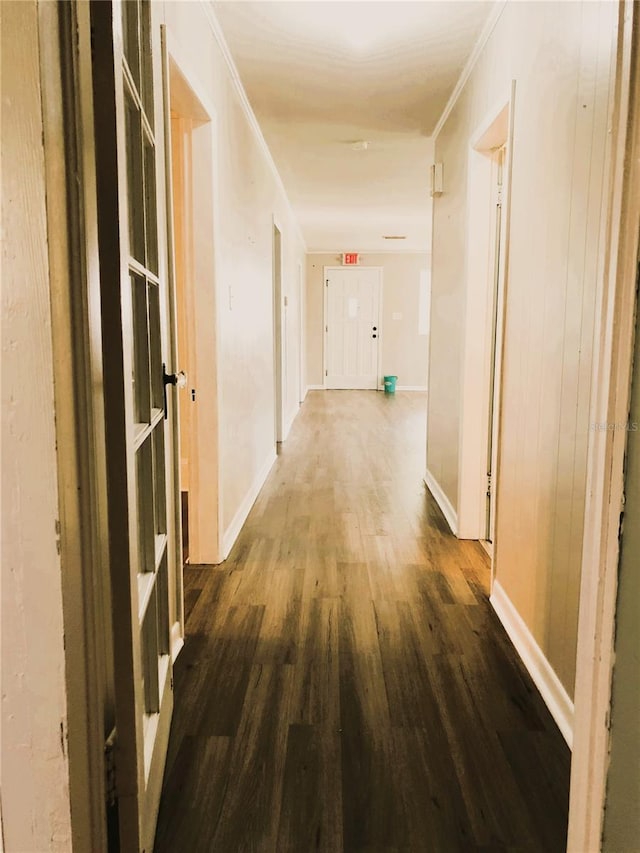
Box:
323;266;384;390
161;26;185;649
568;2;640;849
38;1;112;848
299;260;305;404
273;216;284;442
456;83;515;556
163;28;224;566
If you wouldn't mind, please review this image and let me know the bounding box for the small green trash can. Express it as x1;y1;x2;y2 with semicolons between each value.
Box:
383;375;398;394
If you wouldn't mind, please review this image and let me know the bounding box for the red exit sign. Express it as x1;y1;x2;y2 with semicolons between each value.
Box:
342;253;359;265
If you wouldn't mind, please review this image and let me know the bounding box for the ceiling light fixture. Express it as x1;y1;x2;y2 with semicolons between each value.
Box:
351;140;370;151
382;235;407;240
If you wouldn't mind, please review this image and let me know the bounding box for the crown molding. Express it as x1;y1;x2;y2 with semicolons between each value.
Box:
432;0;508;141
200;1;307;251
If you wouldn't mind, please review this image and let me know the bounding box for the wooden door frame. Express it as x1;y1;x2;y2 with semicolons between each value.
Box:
163;29;224;568
568;3;640;849
38;1;112;848
299;260;306;404
322;265;384;390
456;84;515;550
273;217;285;442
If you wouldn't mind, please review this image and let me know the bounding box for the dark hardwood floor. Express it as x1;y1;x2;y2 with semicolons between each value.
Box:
154;390;570;852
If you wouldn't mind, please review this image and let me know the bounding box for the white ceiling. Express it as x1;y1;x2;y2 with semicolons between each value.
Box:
213;1;493;252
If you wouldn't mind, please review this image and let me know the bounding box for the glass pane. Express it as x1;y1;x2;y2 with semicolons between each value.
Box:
131;273;150;423
140;0;154;129
152;422;167;536
136;435;154;574
156;551;170;656
144;133;158;274
147;282;162;410
141;585;160;713
121;0;140;89
125;94;145;263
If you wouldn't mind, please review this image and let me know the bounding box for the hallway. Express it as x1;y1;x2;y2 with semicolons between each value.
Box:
154;391;570;852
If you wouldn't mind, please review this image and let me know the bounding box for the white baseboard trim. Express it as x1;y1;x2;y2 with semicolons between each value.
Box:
424;469;459;536
479;539;493;558
171;621;184;663
282;396;304;441
222;448;277;559
490;580;574;749
396;385;428;391
306;384;325;391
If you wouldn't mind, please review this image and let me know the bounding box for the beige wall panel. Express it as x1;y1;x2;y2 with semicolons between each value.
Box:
306;253;430;389
0;2;73;849
428;0;618;696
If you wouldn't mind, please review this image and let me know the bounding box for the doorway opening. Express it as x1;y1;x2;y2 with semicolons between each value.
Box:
457;88;514;577
167;53;222;567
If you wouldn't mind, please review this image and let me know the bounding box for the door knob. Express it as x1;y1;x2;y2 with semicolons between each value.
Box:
162;364;187;418
163;369;187;389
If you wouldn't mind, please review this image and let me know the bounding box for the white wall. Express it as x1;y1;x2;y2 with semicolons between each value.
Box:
1;2;73;849
306;253;430;389
162;3;307;543
427;1;618;697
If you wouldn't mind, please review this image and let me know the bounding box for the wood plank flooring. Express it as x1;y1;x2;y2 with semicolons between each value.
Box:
154;391;570;853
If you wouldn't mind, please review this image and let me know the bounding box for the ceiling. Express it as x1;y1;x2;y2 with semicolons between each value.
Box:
213;1;493;252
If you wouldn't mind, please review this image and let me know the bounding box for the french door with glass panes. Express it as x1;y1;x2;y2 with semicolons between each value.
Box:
91;1;179;849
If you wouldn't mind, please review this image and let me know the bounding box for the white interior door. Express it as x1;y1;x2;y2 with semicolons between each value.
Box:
92;1;177;848
325;267;382;389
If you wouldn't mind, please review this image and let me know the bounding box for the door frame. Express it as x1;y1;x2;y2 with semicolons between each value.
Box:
273;217;285;442
38;2;113;848
323;265;384;390
567;2;640;848
298;259;305;404
163;28;224;567
456;84;515;565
